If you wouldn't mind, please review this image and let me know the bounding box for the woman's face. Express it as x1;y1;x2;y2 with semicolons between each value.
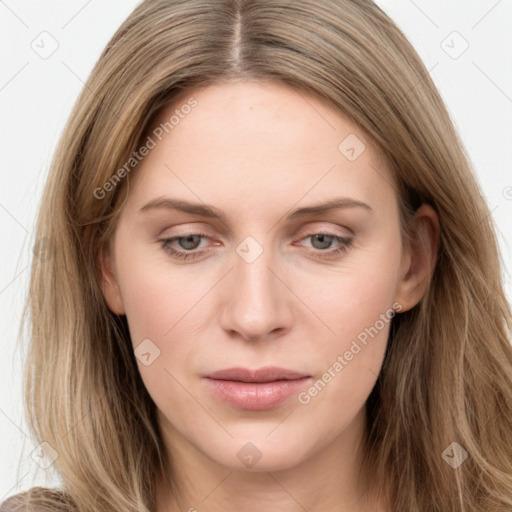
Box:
100;80;427;474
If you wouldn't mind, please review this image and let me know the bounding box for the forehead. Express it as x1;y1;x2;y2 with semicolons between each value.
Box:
151;79;374;156
127;80;396;219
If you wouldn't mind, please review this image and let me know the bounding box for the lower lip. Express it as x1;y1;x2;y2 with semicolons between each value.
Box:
203;377;311;410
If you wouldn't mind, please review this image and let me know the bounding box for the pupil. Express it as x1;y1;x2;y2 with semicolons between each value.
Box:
180;235;199;250
313;234;332;249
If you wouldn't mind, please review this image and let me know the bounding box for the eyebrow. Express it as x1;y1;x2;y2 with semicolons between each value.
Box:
139;196;373;222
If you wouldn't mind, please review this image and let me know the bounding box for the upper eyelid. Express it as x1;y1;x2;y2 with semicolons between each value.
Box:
159;221;353;238
161;229;350;240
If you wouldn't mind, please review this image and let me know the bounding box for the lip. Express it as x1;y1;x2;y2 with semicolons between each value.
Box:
204;366;310;383
203;366;312;410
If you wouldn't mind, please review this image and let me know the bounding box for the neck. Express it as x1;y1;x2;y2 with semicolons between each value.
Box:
155;407;389;512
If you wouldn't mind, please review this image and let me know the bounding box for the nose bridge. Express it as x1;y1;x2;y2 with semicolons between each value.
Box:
220;234;291;340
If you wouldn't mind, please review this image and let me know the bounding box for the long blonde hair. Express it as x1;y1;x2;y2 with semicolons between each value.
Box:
2;0;512;510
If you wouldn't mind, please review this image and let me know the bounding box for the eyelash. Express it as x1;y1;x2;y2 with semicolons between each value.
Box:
158;231;353;261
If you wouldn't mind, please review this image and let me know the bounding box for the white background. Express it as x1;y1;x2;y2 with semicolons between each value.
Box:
1;0;511;499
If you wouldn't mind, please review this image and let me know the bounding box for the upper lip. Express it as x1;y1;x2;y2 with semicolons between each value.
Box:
204;366;310;383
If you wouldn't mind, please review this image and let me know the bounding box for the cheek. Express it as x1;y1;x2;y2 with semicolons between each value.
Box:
116;240;206;345
297;232;402;352
292;235;401;410
294;297;394;438
117;258;206;412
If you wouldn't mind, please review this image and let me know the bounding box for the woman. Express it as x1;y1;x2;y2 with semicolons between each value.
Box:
2;0;511;511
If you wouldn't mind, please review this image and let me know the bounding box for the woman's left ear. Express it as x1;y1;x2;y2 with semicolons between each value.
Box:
395;203;440;312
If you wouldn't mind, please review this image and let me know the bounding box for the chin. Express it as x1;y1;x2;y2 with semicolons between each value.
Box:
205;436;308;473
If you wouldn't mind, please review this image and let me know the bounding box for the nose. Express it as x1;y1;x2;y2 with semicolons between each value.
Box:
218;240;295;343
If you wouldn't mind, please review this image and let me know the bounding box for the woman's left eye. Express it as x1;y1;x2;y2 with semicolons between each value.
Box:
158;232;353;261
298;232;353;259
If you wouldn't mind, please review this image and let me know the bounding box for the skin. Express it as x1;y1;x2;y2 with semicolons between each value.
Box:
100;79;439;512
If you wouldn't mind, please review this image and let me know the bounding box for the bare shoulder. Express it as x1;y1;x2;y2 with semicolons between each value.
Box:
0;487;76;512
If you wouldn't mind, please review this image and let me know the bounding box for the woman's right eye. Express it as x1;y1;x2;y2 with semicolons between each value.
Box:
158;234;209;261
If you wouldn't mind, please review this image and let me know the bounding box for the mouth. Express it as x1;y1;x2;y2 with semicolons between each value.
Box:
204;366;310;383
203;366;312;410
